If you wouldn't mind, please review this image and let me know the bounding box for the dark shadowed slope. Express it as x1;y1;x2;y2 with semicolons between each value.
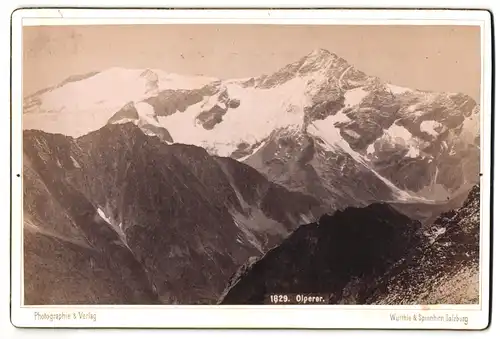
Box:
219;185;480;305
23;123;324;304
219;203;422;304
368;185;480;304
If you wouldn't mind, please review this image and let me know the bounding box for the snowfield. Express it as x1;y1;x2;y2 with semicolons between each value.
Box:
158;76;310;157
344;87;369;107
23;68;217;138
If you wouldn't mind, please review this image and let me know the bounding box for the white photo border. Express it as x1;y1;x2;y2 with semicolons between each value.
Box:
10;7;493;330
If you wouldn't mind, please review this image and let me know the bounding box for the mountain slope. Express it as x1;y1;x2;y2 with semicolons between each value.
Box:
23;147;159;305
367;185;480;304
23;123;324;304
219;185;480;305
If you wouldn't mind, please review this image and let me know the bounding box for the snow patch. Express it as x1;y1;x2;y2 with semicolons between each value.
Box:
299;213;314;224
406;145;420;158
344;87;369;107
238;141;268;161
111;118;139;125
387;122;413;145
330;111;352;125
70;156;81;168
135;101;159;126
420;120;442;137
366;143;375;156
308;116;364;163
97;208;114;225
344;129;360;139
232;216;264;254
387;84;411;94
201;90;223;110
134;101;176;139
429;226;447;243
96;207;130;248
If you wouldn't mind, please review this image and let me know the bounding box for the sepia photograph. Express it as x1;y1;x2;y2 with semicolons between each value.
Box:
10;8;492;329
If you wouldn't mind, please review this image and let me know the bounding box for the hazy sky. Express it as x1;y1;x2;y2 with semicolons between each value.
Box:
23;24;481;100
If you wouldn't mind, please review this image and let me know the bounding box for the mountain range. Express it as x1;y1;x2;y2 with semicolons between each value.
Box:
23;123;324;304
22;48;481;305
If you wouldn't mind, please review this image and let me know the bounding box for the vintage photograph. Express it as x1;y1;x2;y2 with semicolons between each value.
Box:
20;21;483;309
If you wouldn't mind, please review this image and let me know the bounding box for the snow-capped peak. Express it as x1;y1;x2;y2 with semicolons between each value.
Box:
306;48;335;60
305;48;347;63
300;48;349;72
23;67;219;137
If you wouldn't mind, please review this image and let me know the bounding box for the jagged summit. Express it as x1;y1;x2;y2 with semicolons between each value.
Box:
308;48;333;57
251;48;356;91
303;48;347;65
